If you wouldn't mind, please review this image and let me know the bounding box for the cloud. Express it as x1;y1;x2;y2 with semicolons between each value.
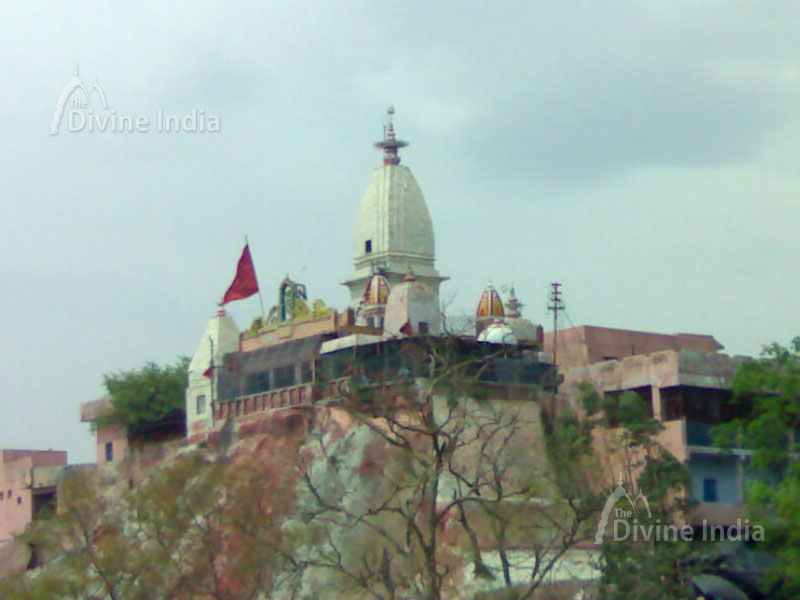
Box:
349;2;800;183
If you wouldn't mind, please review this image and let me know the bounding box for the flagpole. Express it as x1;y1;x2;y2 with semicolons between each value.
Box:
244;234;266;319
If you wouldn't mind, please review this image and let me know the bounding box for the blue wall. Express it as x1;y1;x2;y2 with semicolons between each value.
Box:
689;455;740;503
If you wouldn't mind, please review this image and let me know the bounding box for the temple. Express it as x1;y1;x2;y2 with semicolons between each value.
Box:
1;109;764;597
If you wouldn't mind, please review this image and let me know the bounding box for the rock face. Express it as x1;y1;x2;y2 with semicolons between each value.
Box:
2;391;598;599
0;541;30;579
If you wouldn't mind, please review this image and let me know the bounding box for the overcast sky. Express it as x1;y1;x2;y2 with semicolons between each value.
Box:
3;1;800;462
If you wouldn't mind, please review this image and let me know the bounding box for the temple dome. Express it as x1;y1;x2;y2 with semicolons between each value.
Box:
344;109;445;306
352;164;435;269
506;286;522;318
502;286;543;345
362;272;391;306
476;283;505;319
188;306;239;376
477;320;518;345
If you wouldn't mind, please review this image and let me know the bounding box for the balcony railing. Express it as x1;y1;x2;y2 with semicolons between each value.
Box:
214;382;315;420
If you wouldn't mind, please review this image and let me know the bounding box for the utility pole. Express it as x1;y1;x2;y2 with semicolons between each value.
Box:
547;283;565;392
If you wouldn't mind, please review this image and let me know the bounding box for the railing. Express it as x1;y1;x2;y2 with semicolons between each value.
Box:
214;383;312;420
213;378;357;421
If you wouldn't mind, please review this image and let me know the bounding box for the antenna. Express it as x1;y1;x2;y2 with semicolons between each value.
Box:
547;283;565;391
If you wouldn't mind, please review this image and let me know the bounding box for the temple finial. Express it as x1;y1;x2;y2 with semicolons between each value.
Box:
386;106;395;137
506;285;523;318
374;106;408;165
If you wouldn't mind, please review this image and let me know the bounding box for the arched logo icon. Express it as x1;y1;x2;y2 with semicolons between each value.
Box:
594;474;652;544
49;65;108;135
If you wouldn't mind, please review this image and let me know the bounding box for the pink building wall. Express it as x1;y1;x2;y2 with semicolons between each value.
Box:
80;397;129;464
0;450;67;542
95;424;129;464
544;325;723;373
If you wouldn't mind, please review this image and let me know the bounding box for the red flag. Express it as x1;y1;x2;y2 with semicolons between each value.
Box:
222;244;259;304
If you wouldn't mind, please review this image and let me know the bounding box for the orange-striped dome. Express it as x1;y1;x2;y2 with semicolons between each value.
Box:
362;273;391;306
476;283;505;319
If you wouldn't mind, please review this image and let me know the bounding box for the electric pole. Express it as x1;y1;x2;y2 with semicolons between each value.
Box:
547;283;565;392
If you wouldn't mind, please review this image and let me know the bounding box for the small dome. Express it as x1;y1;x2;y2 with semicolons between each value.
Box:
476;283;505;319
501;287;541;344
363;272;391;306
477;320;518;345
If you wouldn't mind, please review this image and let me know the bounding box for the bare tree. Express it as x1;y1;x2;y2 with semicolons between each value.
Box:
277;337;600;600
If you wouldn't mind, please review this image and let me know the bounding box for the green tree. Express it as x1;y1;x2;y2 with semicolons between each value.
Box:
578;384;698;600
96;357;189;438
0;446;298;600
712;337;800;599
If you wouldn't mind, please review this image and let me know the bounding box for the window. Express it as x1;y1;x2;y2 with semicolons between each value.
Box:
365;239;372;253
0;492;4;500
274;365;296;388
703;478;718;503
367;317;375;327
418;322;429;334
301;361;313;383
196;394;207;414
105;442;114;463
245;371;270;394
17;497;21;505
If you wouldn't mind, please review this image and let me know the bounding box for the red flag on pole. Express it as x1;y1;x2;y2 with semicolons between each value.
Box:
221;244;259;304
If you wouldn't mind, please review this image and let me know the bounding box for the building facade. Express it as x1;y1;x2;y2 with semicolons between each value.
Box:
0;449;66;543
550;325;756;526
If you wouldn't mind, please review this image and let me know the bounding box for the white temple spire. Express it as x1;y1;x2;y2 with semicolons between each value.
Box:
344;109;447;306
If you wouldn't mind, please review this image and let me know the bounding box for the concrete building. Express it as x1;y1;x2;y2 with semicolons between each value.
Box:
0;449;67;543
551;325;754;526
80;396;129;464
543;324;723;374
